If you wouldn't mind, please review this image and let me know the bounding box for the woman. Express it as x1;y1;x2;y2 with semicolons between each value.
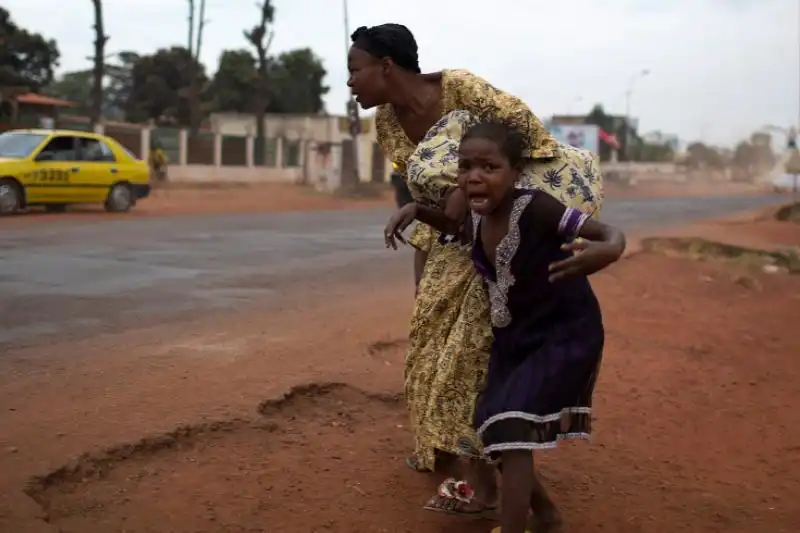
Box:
347;23;603;517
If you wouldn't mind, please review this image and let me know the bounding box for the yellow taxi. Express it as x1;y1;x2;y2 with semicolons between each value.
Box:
0;129;151;214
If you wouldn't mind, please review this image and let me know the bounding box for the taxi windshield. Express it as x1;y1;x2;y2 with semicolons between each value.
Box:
0;132;47;159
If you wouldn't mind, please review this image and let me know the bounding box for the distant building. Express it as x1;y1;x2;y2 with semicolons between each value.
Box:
0;89;76;129
641;131;680;151
549;114;633;132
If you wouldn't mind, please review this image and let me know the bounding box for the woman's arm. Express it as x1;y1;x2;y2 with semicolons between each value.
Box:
413;189;468;235
451;70;603;215
450;69;559;160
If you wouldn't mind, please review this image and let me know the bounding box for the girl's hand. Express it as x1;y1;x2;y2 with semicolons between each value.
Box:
384;203;418;250
548;240;623;282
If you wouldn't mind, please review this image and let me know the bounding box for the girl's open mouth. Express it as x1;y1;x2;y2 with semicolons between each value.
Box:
467;193;490;211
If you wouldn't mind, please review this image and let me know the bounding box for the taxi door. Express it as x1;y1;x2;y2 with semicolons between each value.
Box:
72;136;120;203
26;136;82;203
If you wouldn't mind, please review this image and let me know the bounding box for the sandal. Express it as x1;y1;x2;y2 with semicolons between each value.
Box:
423;478;498;518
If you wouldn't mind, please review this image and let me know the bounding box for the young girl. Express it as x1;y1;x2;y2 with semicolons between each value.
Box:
390;119;625;532
466;121;625;533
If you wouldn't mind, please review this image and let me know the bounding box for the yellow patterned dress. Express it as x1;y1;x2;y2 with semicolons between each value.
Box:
375;70;604;470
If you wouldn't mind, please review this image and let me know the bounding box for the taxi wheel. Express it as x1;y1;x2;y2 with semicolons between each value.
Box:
105;182;133;213
0;178;22;215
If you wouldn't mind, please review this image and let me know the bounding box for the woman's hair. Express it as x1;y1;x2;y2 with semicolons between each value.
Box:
350;24;421;74
461;120;527;168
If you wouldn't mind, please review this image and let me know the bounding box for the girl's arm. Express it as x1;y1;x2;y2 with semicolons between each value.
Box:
384;192;468;250
529;191;621;247
527;191;625;280
576;217;625;254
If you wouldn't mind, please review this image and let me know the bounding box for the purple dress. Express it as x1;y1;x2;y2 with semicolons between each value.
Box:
471;189;604;457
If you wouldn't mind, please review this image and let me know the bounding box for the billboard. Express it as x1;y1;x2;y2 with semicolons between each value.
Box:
546;123;600;155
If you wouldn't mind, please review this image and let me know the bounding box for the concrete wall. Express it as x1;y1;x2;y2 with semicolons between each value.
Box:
208;112;383;186
94;114;726;188
168;164;305;184
93;113;388;190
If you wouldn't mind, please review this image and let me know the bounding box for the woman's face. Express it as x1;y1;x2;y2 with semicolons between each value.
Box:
347;46;389;109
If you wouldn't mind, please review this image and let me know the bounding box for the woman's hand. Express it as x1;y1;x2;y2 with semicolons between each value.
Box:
384;203;418;250
548;240;623;282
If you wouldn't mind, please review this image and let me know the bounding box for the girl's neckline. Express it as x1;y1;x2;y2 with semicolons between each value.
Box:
385;69;451;146
474;189;530;281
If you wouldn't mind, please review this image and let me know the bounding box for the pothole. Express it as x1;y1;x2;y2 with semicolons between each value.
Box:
640;237;800;274
24;383;457;533
775;202;800;223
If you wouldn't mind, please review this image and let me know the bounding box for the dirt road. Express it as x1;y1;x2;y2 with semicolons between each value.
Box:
0;196;798;533
0;194;785;348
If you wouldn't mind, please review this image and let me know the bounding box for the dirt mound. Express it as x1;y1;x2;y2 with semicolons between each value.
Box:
640;236;800;274
775;202;800;223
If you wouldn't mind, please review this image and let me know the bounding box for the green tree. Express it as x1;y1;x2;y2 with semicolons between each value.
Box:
124;46;208;125
638;141;675;162
104;51;139;119
686;142;724;169
0;7;60;90
47;52;137;120
210;46;329;115
210;49;258;112
748;131;775;171
47;70;92;114
265;48;328;114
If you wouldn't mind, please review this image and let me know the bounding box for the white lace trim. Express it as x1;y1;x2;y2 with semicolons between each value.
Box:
483;432;591;455
484;194;532;328
558;207;591;239
574;212;589;237
476;407;592;437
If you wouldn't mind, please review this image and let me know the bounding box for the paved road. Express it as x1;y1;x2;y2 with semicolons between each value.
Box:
0;195;784;348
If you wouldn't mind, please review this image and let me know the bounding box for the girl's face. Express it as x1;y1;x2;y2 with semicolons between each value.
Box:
457;137;518;215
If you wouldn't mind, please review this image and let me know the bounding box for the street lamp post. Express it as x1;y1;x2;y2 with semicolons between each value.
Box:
624;69;650;182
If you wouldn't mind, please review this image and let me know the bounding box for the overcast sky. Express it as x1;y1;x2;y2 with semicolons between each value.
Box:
5;0;798;147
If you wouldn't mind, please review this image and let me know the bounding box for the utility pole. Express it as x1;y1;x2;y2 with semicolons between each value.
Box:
624;69;650;183
786;3;800;195
343;0;360;187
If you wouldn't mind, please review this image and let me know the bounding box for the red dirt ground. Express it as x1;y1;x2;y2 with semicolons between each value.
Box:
604;179;771;199
0;214;799;533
